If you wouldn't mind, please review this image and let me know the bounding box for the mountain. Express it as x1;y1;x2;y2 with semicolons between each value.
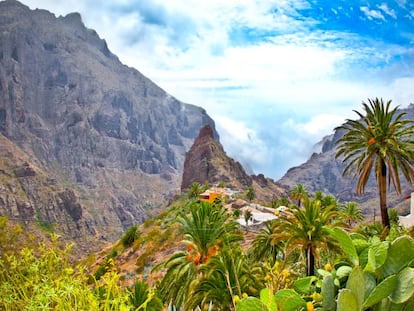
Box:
279;103;414;209
181;124;287;202
0;0;217;251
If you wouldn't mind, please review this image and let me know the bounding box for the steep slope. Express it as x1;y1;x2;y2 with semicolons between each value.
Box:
279;104;414;207
181;124;287;202
0;134;101;254
0;0;217;247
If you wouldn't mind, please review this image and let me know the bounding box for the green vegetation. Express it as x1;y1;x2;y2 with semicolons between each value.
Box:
188;181;204;199
245;185;256;202
35;210;54;233
2;189;414;310
290;183;309;207
271;196;340;276
121;225;140;248
3;100;414;310
336;98;414;231
0;217;160;311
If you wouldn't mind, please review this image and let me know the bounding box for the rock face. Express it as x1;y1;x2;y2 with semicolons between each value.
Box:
0;0;217;250
278;104;414;206
181;125;287;202
181;125;251;190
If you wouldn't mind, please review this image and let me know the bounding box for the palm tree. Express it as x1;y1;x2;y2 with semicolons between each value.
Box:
186;247;260;310
271;197;340;276
245;186;256;202
243;210;253;231
155;200;242;307
335;98;414;230
320;194;339;210
188;182;203;199
249;220;281;264
290;183;309;207
339;201;364;227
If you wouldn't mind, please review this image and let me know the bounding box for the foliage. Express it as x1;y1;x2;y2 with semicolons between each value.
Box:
154;200;242;309
335;98;414;230
339;202;364;227
188;181;203;199
0;218;159;311
4;179;414;310
233;209;241;219
218;180;227;188
244;209;253;228
35;210;54;233
249;220;281;264
121;225;140;248
0;216;33;255
235;287;307;311
188;247;261;310
93;249;119;281
271;197;341;276
290;183;309;207
129;280;163;311
318;227;414;310
245;186;256;202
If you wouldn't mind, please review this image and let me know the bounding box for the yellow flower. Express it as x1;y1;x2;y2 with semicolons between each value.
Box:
64;268;74;275
311;292;322;302
242;293;248;299
306;301;314;311
233;295;240;303
274;209;280;216
281;269;290;278
324;263;332;271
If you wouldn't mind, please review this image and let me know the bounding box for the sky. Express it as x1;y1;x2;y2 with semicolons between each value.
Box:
19;0;414;180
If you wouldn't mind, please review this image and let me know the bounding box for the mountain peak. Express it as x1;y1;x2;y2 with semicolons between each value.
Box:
0;0;217;253
181;124;252;191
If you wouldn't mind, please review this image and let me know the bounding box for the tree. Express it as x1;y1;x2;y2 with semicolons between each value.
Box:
271;197;340;276
218;180;226;188
245;186;255;202
155;200;242;308
186;247;260;310
249;220;281;264
335;98;414;231
290;183;309;207
339;201;364;227
244;210;253;230
188;182;203;199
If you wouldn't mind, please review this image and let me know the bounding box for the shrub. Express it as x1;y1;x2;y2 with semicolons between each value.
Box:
121;225;140;248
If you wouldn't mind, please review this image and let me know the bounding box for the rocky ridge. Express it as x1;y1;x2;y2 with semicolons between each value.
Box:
0;0;217;251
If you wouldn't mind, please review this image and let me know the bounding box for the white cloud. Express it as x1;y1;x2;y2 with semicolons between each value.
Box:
214;116;272;174
18;0;414;179
379;3;397;19
360;6;386;21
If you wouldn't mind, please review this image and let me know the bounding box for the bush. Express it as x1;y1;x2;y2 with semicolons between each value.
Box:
121;225;140;248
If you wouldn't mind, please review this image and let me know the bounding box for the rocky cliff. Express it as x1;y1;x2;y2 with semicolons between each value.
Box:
0;0;217;251
181;124;287;202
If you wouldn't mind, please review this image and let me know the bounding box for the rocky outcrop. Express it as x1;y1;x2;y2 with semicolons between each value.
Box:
181;125;287;202
181;125;252;190
0;0;218;250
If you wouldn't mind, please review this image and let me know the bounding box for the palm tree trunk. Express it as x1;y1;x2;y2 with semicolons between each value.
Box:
306;245;314;276
379;160;390;231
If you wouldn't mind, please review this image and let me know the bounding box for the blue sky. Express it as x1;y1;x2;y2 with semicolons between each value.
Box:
20;0;414;179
